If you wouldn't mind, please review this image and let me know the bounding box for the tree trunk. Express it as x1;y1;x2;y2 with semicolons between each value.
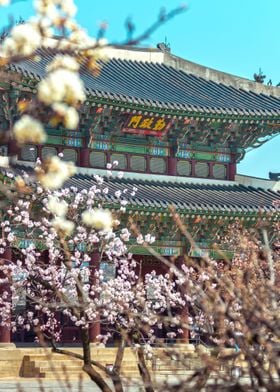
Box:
111;336;125;392
80;327;112;392
137;346;155;392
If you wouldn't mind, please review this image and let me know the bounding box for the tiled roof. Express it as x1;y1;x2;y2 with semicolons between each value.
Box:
65;174;279;213
2;165;278;213
10;49;280;117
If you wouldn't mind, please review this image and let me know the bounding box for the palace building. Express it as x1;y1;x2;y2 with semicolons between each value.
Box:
0;45;279;345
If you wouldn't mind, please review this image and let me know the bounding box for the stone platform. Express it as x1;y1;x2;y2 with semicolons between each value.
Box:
0;345;198;379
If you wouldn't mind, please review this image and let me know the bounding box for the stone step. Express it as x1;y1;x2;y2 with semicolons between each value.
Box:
153;370;191;375
37;361;139;373
19;346;202;379
39;364;84;371
36;361;82;367
22;354;137;362
40;370;91;379
36;358;138;365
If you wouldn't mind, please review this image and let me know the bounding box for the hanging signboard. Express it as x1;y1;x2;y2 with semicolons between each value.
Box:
122;114;173;136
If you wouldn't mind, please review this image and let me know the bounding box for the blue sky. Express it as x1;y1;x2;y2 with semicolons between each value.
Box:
1;0;279;178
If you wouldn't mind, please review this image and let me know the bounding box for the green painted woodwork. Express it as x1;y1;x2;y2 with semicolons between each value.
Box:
91;140;110;150
148;146;169;156
113;144;147;154
47;135;63;144
216;153;231;163
176;150;191;159
89;139;170;156
46;128;63;136
129;244;182;256
15;238;45;250
11;238;233;260
46;128;86;137
176;149;232;162
63;138;83;147
189;247;234;259
46;134;83;147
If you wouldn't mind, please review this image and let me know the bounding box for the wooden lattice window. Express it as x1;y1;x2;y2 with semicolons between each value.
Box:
21;145;37;162
213;164;226;179
110;154;127;170
130;155;146;172
177;160;191;176
89;151;106;168
42;146;57;160
62;149;77;163
195;162;209;178
150;157;166;174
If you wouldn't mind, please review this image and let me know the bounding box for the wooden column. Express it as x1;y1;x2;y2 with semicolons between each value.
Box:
228;162;236;181
209;162;214;178
190;159;196;177
80;148;90;167
0;247;12;345
89;252;101;343
167;157;177;176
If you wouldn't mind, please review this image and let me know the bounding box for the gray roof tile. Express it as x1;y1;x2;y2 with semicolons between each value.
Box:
11;50;280;116
64;174;279;213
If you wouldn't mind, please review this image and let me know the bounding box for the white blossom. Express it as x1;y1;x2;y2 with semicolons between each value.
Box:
52;103;79;129
47;196;68;217
13;115;47;145
52;216;74;237
60;0;77;17
38;69;85;106
1;23;41;57
136;234;144;244
35;0;77;19
36;156;76;189
68;29;96;49
34;0;57;19
144;234;156;244
120;228;130;242
47;55;80;73
0;0;10;6
82;208;113;231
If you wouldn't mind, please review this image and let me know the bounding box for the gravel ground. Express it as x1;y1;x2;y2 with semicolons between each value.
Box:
0;378;146;392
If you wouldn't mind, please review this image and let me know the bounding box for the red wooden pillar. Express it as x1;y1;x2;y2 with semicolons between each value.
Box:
0;247;12;346
89;252;101;343
228;162;236;181
7;140;19;158
209;162;214;178
190;159;196;177
167;157;177;176
80;148;90;167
